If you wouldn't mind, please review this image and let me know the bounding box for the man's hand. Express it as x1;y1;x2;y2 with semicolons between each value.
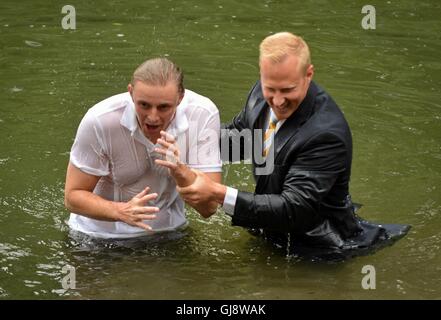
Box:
177;169;226;209
154;130;196;187
114;187;159;231
65;162;160;230
154;131;223;218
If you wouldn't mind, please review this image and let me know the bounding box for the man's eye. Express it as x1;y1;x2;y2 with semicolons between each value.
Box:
158;105;170;111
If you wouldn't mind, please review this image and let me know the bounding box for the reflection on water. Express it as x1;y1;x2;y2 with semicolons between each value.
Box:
1;0;441;299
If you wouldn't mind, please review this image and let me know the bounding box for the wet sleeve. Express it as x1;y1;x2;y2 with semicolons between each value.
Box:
69;111;110;176
188;110;222;173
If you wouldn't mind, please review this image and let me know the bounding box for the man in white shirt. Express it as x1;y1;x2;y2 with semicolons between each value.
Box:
64;57;222;239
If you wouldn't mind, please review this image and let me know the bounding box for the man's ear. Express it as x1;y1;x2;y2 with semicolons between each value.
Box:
127;83;133;96
306;64;314;80
176;91;184;106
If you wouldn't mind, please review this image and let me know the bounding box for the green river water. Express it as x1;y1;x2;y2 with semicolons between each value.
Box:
0;0;440;299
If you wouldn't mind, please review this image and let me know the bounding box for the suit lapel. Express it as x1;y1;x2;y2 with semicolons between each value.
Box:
252;100;270;188
250;98;267;130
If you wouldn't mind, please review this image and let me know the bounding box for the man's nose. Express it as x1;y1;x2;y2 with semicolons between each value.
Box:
273;93;285;107
147;108;160;122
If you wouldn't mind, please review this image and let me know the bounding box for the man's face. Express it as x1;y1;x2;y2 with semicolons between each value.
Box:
128;80;183;142
260;54;314;121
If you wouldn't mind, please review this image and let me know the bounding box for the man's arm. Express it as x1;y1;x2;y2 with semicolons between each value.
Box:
64;162;159;230
179;132;347;233
230;132;347;233
154;131;221;218
191;172;222;218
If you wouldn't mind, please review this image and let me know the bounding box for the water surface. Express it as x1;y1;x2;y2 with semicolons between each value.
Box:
0;0;440;299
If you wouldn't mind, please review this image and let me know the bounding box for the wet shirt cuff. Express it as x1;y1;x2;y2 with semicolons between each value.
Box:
222;187;238;216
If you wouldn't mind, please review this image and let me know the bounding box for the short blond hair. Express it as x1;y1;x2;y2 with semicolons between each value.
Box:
131;57;184;94
259;32;311;73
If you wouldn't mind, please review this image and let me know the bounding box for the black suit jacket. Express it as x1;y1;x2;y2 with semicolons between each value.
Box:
221;80;409;252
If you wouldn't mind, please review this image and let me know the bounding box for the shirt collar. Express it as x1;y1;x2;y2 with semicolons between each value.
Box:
167;90;189;137
120;92;138;135
266;107;286;132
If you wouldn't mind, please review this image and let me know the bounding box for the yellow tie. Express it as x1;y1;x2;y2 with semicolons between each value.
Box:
263;112;278;157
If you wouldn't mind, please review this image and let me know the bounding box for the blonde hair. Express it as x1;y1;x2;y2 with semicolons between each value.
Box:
131;57;184;94
259;32;311;74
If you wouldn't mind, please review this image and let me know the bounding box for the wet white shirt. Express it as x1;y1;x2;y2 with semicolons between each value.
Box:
68;89;221;239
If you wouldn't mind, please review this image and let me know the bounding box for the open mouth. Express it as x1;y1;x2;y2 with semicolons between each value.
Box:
274;104;288;112
145;124;161;131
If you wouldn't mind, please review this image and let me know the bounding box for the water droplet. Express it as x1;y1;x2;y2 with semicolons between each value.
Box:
25;40;42;47
10;86;23;92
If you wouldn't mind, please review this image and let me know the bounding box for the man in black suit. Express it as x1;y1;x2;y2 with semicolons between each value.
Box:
162;32;409;257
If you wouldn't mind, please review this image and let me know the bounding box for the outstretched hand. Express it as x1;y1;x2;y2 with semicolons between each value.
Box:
154;131;223;218
116;187;159;231
154;131;182;171
154;130;196;187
